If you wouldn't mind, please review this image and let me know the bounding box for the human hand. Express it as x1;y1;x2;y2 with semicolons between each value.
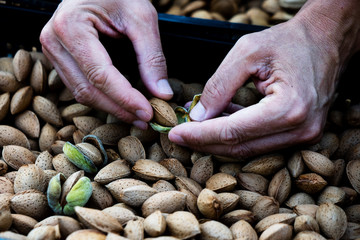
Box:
40;0;173;129
168;0;360;158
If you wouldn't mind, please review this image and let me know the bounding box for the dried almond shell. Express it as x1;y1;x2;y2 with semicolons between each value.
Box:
33;95;63;127
2;145;36;170
149;98;178;127
75;206;123;233
132;159;174;181
14;110;40;138
0;92;10;121
141;191;187;217
0;125;30;149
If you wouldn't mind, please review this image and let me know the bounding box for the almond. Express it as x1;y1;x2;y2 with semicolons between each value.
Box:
2;145;35;170
14;110;40;138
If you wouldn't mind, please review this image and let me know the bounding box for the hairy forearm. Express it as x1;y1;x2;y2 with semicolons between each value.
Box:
294;0;360;65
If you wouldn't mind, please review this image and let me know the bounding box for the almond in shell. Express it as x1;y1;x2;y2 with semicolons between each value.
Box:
11;214;38;235
346;159;360;193
255;213;297;233
132;159;174;181
237;172;269;195
268;168;291;205
12;49;32;82
2;145;35;170
90;123;130;146
149;98;178;127
74;206;123;233
102;205;136;226
294;215;320;233
61;103;92;122
118;185;158;207
10;189;50;220
166;211;200;239
39;123;57;152
14;164;47;193
295;173;327;194
197;188;223;219
233;190;262;210
0;125;30;149
206;172;237;192
14;110;40;138
316;202;347;240
230;220;258;240
301;150;335;177
30;60;47;94
159;158;187;178
94;159;131;185
141;191;187;217
88;182;114;210
0;71;22;93
190;155;214;185
144;210;166;237
0;176;14;194
0;92;10;121
259;223;293;240
242;153;285;176
220;209;255;226
73;116;103;135
33;95;63;127
118;136;145;165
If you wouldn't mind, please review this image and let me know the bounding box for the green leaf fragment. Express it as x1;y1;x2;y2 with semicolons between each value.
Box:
63;142;97;174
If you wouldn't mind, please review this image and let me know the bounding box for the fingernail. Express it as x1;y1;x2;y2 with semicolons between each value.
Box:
136;110;152;122
132;120;148;130
157;79;173;95
190;102;206;121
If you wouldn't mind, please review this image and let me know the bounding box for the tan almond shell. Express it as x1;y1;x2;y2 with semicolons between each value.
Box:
149;98;178;127
0;125;30;149
2;145;35;170
14;110;40;139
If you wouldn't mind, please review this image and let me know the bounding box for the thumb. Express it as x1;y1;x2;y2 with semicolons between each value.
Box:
127;13;173;100
190;41;253;121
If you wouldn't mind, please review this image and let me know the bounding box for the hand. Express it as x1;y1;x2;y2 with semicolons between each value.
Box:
40;0;173;129
168;0;360;158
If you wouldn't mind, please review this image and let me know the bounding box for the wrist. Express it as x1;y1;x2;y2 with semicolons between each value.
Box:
293;0;360;65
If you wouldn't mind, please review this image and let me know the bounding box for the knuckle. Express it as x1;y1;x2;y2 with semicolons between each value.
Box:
219;120;244;145
282;102;308;127
86;65;108;90
39;26;53;49
52;13;69;38
144;51;166;69
73;83;95;105
232;144;255;158
204;75;226;100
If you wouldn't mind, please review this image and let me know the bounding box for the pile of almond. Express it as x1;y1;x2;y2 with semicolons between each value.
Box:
0;48;360;240
152;0;307;26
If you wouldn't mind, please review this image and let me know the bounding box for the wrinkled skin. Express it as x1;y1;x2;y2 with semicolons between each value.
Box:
168;1;360;158
41;0;360;159
40;0;173;130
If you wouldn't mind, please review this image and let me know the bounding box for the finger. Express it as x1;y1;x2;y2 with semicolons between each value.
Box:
51;13;154;122
169;91;307;146
189;37;256;121
177;129;308;158
126;11;173;100
40;25;148;129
